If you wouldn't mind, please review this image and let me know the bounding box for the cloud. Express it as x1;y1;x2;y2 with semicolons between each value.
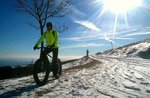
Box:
104;33;114;43
61;34;103;41
115;37;135;40
116;26;150;38
61;23;147;44
61;43;104;49
70;5;86;18
104;32;136;43
61;31;134;42
123;31;150;37
74;20;101;31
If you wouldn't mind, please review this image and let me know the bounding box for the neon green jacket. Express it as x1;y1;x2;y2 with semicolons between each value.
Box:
35;30;59;48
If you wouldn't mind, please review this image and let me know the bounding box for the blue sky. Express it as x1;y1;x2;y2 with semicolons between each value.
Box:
0;0;150;61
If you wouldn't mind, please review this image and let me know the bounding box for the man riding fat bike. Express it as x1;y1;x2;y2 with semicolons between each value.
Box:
33;22;59;79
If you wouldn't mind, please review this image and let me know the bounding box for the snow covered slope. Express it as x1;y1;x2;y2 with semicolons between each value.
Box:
102;39;150;58
0;55;150;98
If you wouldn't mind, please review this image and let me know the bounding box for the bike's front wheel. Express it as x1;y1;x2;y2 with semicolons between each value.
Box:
33;59;49;86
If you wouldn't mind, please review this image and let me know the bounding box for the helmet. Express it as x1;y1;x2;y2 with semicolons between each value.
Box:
46;22;53;28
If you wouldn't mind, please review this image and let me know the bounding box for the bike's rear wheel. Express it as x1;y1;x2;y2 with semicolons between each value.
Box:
58;58;62;76
52;58;62;78
33;59;49;86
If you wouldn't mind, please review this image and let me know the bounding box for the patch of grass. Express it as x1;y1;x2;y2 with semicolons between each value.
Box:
35;88;52;96
35;81;59;96
64;58;102;73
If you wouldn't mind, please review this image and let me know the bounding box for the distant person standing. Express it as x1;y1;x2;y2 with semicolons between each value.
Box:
86;49;89;57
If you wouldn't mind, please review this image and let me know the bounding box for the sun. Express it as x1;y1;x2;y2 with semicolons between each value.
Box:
92;0;143;43
103;0;142;14
89;0;143;43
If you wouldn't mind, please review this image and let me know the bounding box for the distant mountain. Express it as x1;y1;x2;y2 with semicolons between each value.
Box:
97;39;150;59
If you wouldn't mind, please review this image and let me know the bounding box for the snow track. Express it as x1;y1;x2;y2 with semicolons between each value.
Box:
0;55;150;98
92;55;150;98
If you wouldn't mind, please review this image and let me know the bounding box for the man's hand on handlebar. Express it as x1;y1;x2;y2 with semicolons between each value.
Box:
33;46;38;50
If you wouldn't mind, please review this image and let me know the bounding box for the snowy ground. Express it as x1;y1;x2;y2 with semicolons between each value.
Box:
0;55;150;98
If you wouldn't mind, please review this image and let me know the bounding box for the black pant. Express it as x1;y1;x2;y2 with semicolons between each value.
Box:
41;47;59;75
41;47;58;65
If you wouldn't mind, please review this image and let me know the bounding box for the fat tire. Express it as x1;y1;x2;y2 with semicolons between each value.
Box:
33;59;49;86
52;58;62;78
58;58;62;76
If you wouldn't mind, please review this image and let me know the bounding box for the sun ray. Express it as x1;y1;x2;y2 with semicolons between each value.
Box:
96;8;106;21
113;14;118;41
86;0;144;45
95;0;142;41
95;8;108;26
123;13;129;30
87;9;102;22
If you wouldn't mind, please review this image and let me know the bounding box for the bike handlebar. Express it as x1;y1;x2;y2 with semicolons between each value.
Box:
35;47;53;58
36;46;55;50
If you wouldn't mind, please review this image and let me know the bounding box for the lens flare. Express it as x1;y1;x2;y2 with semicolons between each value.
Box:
103;0;142;14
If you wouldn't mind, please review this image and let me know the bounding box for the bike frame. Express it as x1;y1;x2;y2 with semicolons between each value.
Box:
37;47;53;60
